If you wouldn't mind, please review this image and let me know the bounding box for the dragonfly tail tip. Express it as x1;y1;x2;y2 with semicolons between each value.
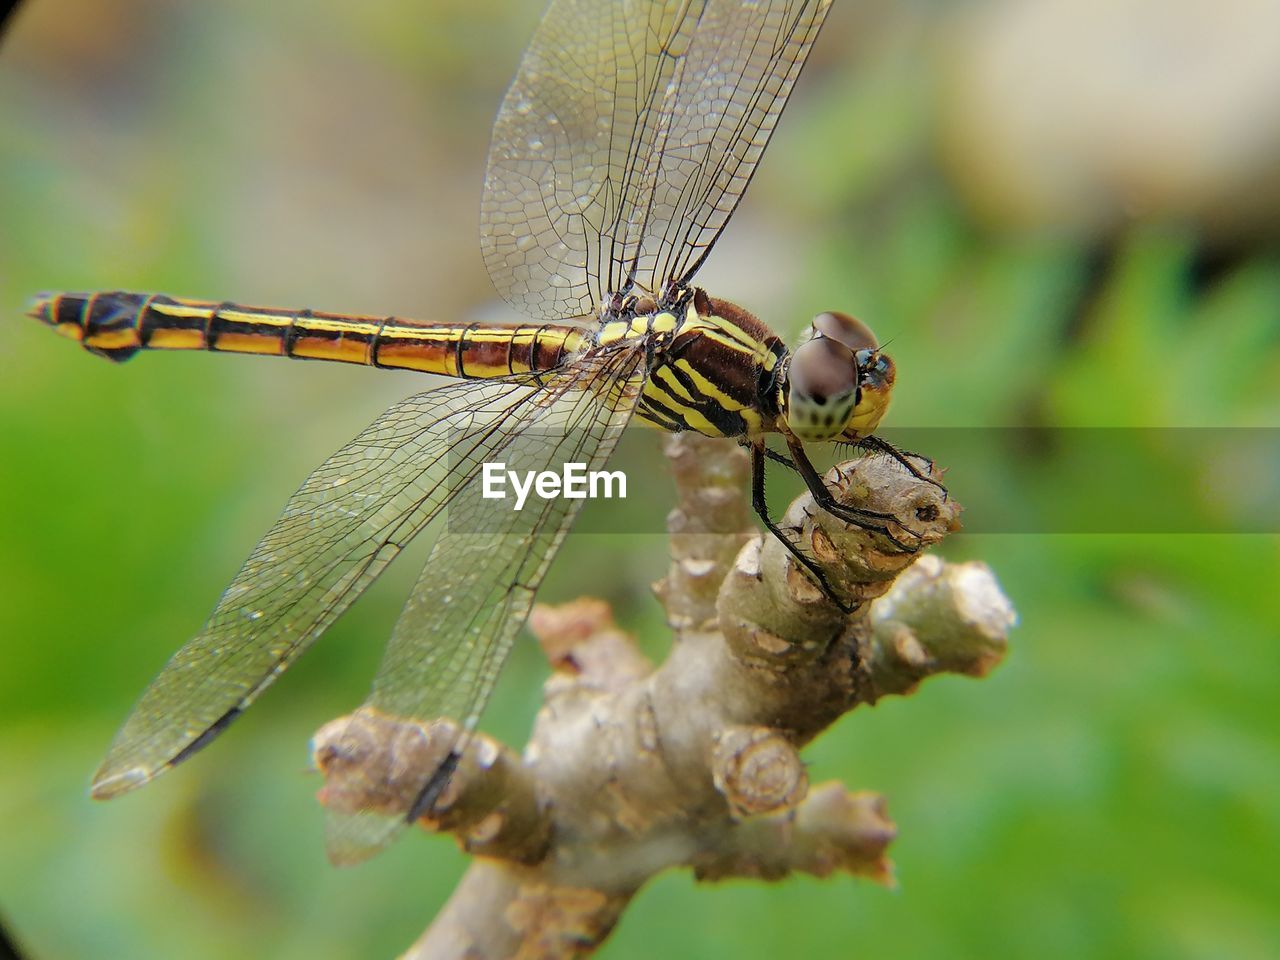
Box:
26;291;57;324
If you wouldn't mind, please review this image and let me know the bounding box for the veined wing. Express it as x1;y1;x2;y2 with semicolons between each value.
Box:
481;0;833;321
92;342;648;800
324;342;647;863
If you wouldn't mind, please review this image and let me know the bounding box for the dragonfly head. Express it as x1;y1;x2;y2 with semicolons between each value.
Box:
783;311;895;442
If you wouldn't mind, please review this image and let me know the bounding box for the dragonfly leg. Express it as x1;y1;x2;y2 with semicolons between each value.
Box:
761;446;796;471
760;443;921;551
858;435;948;497
786;439;923;554
749;443;853;613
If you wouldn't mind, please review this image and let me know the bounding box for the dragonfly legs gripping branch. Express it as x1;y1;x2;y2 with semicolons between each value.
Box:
751;439;946;611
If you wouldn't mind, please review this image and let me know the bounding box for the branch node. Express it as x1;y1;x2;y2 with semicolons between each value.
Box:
867;556;1015;695
792;784;897;884
712;725;808;818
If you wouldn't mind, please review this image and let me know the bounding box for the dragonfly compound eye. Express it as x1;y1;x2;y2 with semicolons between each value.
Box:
812;310;878;352
786;337;860;441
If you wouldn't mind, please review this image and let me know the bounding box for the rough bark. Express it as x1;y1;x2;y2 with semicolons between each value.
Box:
312;433;1016;960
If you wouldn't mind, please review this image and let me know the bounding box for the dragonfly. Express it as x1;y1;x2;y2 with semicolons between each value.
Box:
28;0;926;863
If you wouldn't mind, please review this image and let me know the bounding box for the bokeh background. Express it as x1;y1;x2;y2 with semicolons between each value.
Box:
2;0;1278;957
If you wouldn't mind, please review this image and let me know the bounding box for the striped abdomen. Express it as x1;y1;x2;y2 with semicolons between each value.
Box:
28;291;587;378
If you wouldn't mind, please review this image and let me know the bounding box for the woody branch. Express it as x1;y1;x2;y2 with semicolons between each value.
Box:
313;433;1015;960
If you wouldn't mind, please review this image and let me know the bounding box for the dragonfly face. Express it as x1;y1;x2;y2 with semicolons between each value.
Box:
25;0;937;864
845;349;896;441
778;312;895;443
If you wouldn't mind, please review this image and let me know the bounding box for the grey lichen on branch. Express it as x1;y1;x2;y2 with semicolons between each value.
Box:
312;433;1016;960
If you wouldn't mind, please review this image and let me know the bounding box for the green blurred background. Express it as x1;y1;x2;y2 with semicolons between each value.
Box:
2;1;1278;957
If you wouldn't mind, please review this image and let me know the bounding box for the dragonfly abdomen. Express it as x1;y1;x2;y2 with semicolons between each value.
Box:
28;291;587;376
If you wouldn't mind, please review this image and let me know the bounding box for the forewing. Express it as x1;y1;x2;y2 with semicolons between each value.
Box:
648;0;832;289
92;348;642;799
323;342;648;863
480;0;832;320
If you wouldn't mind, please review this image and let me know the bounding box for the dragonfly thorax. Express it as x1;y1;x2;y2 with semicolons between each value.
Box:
599;288;785;440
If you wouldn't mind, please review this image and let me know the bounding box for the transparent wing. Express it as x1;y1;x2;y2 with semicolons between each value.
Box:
92;344;647;800
323;343;647;863
480;0;832;320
